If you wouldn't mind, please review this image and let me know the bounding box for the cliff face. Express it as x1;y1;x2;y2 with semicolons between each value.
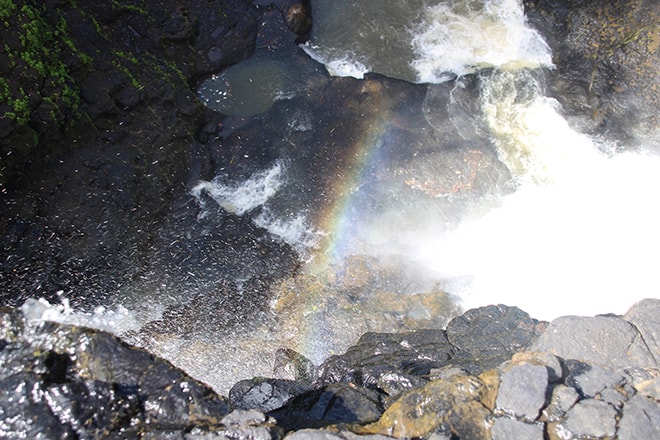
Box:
524;0;659;146
0;0;262;305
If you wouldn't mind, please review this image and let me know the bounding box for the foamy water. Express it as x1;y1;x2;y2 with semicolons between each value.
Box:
191;160;322;256
303;0;552;83
412;72;660;320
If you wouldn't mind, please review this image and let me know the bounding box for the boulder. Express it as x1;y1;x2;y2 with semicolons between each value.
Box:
315;328;454;390
490;418;544;440
495;364;549;421
358;370;491;439
554;399;618;439
0;308;231;437
618;395;660;440
624;298;660;365
269;383;385;431
530;315;658;368
446;304;548;373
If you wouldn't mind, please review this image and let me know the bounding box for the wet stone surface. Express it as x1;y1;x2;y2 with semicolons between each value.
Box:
2;300;660;438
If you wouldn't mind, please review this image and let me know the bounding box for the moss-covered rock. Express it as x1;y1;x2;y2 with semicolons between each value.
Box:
0;0;259;306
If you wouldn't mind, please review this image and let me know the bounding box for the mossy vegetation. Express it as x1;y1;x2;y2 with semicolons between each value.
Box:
110;0;147;15
0;1;93;126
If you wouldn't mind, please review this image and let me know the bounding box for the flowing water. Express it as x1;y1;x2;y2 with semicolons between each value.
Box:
23;0;660;394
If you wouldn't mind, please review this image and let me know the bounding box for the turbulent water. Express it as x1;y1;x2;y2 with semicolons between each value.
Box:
25;0;660;394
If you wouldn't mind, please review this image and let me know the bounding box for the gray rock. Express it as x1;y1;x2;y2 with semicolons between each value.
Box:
221;409;267;426
530;315;657;368
495;364;549;421
618;395;660;440
543;385;579;422
624;298;660;365
186;426;274;440
560;399;617;438
634;375;660;399
490;418;544;440
569;364;625;397
599;388;627;408
285;431;345;440
284;429;393;440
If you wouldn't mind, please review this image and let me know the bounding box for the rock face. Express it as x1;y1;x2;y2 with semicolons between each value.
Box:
0;0;301;314
2;300;659;439
0;307;234;438
524;0;659;146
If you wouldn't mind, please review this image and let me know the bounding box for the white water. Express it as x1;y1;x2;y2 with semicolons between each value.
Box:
299;0;659;319
20;296;148;334
413;72;660;320
191;160;321;255
303;0;552;83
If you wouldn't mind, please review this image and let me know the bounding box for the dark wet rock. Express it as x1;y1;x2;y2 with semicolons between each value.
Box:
530;314;658;368
269;383;385;431
315;328;454;389
0;0;263;309
524;0;659;145
0;308;231;438
284;2;312;38
2;301;660;438
229;377;312;413
446;304;548;374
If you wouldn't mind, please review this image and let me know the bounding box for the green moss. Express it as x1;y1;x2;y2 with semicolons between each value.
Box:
1;1;85;126
115;50;139;65
112;55;142;89
0;77;9;102
0;0;17;22
111;0;147;15
55;16;93;68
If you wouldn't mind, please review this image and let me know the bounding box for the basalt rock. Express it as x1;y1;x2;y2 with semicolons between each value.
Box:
0;0;270;311
0;307;231;438
2;301;660;439
524;0;660;146
446;304;548;374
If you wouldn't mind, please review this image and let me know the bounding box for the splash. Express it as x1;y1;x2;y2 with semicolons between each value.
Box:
191;161;285;216
192;161;321;254
412;0;552;82
20;296;148;335
412;71;660;320
303;0;552;83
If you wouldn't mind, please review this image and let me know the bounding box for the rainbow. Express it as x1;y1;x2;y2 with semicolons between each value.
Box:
305;111;394;276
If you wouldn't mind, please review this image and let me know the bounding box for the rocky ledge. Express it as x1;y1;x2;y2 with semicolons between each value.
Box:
1;299;658;439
